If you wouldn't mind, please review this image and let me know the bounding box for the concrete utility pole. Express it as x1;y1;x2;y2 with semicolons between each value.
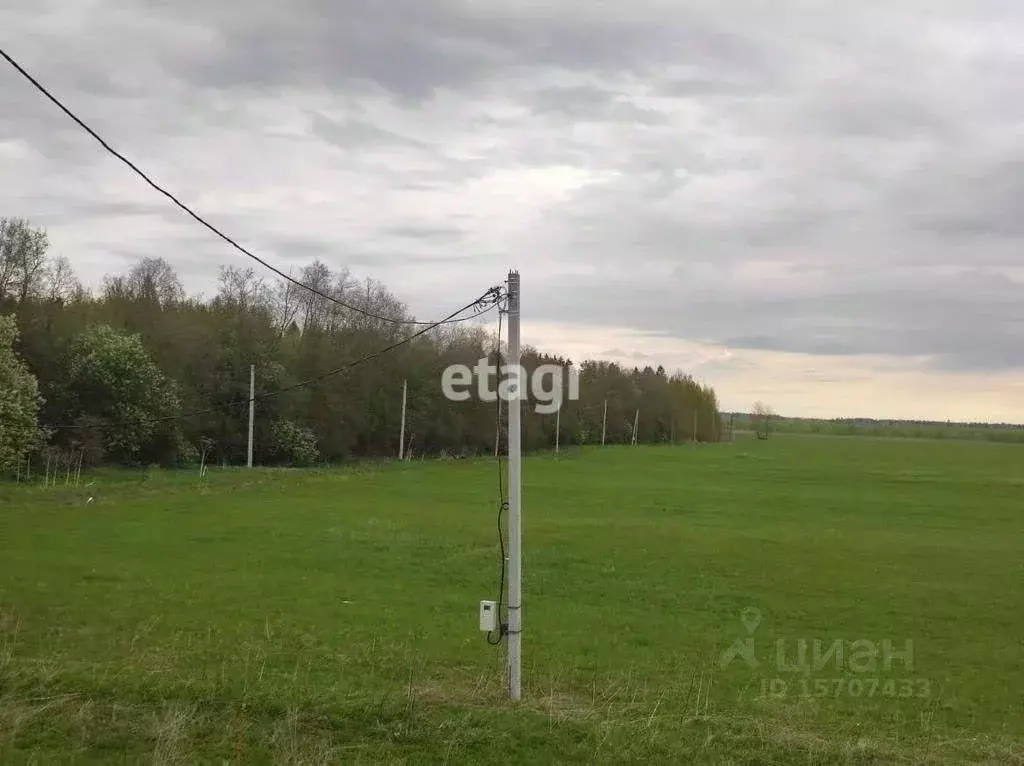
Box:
601;398;607;445
399;379;407;460
555;404;560;453
506;270;523;700
247;364;255;468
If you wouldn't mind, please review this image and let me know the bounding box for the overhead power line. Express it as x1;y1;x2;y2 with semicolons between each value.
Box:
45;285;502;433
1;46;482;327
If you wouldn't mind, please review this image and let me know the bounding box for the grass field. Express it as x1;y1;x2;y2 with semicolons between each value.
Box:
1;435;1022;763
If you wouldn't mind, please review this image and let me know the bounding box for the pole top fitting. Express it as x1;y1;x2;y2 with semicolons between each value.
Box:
507;271;520;314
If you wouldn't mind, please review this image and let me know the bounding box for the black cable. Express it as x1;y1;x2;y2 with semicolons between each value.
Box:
486;497;508;646
45;286;502;433
495;306;506;503
487;302;508;646
0;46;484;327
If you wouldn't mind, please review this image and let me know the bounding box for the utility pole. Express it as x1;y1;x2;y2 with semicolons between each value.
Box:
247;364;255;468
601;398;607;445
632;408;639;445
399;379;407;460
555;403;560;453
506;270;523;700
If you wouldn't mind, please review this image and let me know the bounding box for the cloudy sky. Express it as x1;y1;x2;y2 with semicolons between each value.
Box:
2;0;1023;422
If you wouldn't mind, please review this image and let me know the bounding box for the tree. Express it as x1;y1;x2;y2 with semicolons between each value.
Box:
0;227;728;465
269;419;320;466
42;255;81;303
0;217;49;304
751;400;774;440
60;325;181;464
0;314;44;472
124;256;184;307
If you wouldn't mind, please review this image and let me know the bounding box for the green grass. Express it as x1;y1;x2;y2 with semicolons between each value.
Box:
741;417;1024;443
1;436;1022;763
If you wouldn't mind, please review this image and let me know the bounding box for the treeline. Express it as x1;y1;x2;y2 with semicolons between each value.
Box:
0;217;722;472
827;417;1024;429
726;412;1024;444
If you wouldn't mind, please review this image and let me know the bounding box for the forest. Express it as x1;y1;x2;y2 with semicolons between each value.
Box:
0;216;722;473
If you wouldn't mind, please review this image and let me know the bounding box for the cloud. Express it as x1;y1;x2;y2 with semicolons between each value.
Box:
2;0;1023;419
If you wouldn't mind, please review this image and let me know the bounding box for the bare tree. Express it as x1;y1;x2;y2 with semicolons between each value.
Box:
124;256;184;307
751;400;774;439
0;218;21;298
271;272;303;336
0;217;49;303
101;274;128;301
298;260;332;333
326;266;356;332
42;255;80;303
214;265;271;314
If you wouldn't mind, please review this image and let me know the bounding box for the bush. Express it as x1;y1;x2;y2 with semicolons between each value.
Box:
176;440;200;468
270;419;320;466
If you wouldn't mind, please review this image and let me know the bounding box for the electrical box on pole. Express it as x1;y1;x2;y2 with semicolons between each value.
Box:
479;600;497;632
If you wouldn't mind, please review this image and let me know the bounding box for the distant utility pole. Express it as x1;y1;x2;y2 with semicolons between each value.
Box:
601;399;608;445
247;364;255;468
506;270;523;701
631;408;639;445
555;404;560;453
399;379;408;460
